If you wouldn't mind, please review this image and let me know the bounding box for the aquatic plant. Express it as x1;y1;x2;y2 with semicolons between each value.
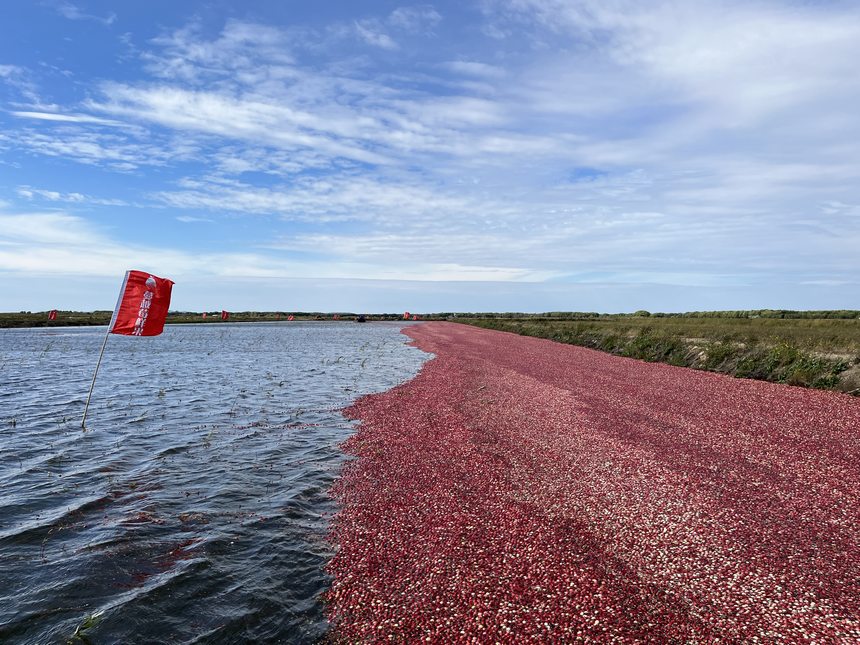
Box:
68;610;104;643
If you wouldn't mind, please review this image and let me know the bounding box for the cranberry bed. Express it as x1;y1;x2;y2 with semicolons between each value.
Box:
326;322;860;642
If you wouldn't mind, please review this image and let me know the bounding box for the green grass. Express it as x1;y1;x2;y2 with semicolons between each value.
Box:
0;311;407;328
0;311;114;328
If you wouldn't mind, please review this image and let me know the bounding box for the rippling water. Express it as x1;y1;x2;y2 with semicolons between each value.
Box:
0;322;429;644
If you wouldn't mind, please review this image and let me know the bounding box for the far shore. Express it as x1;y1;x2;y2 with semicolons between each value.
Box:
5;310;857;395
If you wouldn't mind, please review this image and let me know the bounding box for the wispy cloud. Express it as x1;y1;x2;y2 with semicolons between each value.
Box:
16;186;128;206
0;65;22;79
1;1;858;309
142;20;295;82
0;64;42;104
441;60;506;79
87;83;392;165
154;175;483;223
338;6;443;51
354;20;399;50
52;1;115;26
176;215;213;223
0;210;552;283
388;5;442;32
11;110;125;126
7;127;175;169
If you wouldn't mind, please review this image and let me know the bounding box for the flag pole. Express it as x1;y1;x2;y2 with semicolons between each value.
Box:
82;326;110;430
82;270;128;431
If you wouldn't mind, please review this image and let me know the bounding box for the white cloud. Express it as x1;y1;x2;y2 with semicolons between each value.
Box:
16;186;128;206
11;111;125;126
53;2;115;25
153;175;479;223
354;20;399;50
442;61;506;79
3;4;859;302
0;212;109;246
0;64;23;79
88;84;392;165
8;128;174;169
491;0;860;129
0;211;553;283
143;20;294;82
388;5;442;32
0;64;42;104
820;201;860;217
176;215;213;223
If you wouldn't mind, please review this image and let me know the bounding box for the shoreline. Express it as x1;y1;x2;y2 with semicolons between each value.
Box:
326;322;860;641
7;313;856;395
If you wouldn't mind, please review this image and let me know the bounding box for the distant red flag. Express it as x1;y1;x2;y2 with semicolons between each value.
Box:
202;312;207;318
333;314;340;320
221;310;229;321
288;314;295;321
48;309;58;321
412;314;419;321
403;311;410;320
108;270;173;337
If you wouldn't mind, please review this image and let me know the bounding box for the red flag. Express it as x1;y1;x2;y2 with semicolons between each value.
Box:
48;309;58;321
108;270;173;337
288;314;295;321
403;311;410;320
202;312;207;318
221;310;229;321
412;314;419;321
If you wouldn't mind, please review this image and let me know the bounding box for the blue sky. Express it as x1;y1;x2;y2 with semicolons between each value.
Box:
1;0;857;313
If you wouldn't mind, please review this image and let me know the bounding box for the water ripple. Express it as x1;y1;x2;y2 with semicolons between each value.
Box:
0;322;429;644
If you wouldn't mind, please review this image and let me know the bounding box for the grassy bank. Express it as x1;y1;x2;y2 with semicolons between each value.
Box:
0;311;408;328
462;317;860;394
5;310;858;394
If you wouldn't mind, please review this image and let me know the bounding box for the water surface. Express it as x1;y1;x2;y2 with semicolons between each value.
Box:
0;322;428;644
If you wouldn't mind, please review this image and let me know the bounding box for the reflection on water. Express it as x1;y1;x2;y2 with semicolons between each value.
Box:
0;322;429;644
